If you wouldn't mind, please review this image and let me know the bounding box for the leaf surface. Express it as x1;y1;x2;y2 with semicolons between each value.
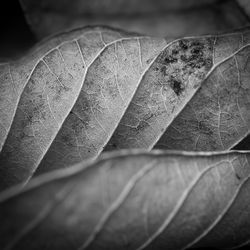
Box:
1;26;250;190
20;0;249;38
0;150;250;250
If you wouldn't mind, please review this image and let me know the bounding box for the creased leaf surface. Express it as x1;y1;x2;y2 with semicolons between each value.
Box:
1;27;250;190
0;150;250;250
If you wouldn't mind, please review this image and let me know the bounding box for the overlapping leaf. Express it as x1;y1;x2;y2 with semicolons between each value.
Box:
1;26;250;191
0;150;250;250
20;0;249;38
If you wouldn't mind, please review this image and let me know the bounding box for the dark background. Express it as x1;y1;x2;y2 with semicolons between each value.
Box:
0;0;35;59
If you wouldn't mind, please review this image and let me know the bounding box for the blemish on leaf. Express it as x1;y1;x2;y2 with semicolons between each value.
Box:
172;49;179;55
156;37;213;98
164;56;177;64
169;77;184;96
179;40;188;50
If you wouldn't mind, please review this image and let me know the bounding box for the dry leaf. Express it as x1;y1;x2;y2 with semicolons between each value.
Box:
0;150;250;250
1;26;250;191
20;0;249;38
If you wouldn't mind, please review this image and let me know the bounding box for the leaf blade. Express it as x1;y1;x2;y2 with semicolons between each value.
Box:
0;150;250;249
1;27;250;190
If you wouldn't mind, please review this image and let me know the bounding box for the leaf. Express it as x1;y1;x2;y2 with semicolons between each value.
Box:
1;26;250;191
0;149;250;250
20;0;249;39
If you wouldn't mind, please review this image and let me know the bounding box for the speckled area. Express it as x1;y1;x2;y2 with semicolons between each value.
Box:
155;31;250;151
106;37;213;150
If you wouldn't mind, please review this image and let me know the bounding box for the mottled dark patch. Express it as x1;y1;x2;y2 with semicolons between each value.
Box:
179;40;188;50
169;77;185;96
172;49;179;55
163;55;177;64
155;37;213;99
180;55;188;62
179;41;207;69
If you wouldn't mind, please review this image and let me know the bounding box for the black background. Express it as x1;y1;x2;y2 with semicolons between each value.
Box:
0;0;35;59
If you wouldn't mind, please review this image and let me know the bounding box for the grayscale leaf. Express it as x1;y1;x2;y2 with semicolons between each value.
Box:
1;26;250;191
0;150;250;250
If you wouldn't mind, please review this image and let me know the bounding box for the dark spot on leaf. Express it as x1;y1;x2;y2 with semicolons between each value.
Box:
164;56;177;64
191;41;202;47
179;40;188;50
172;49;178;55
191;47;201;55
169;77;184;96
235;173;241;180
180;55;187;62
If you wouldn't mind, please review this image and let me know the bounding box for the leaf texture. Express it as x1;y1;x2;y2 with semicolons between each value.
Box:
0;150;250;250
1;26;250;190
20;0;249;38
